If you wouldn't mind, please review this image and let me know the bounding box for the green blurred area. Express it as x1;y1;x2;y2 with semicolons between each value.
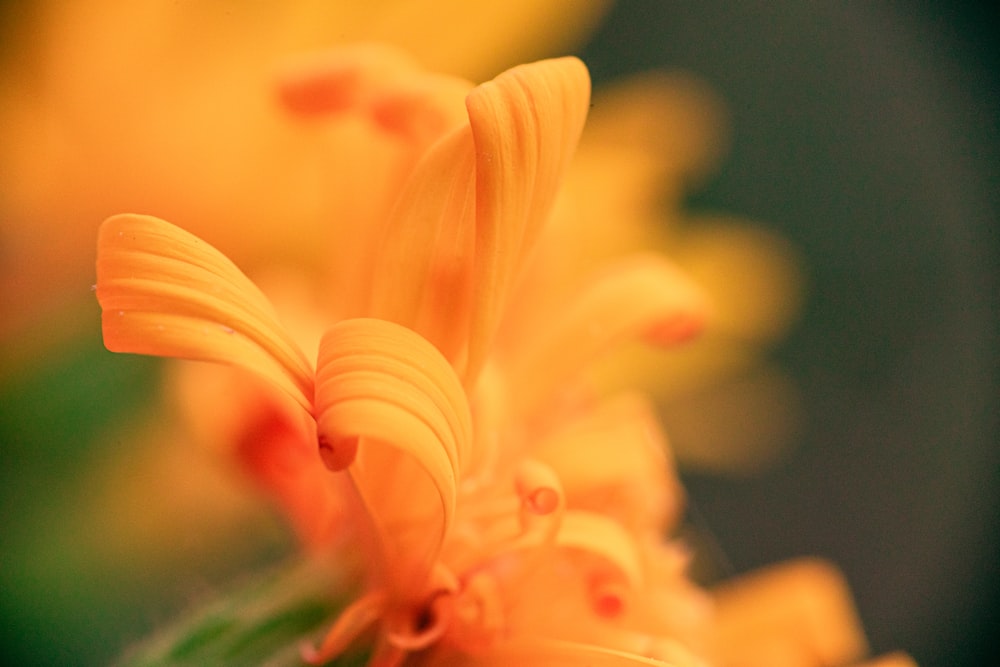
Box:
0;331;294;665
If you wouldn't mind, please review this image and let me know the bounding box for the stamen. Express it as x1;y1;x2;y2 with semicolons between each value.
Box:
514;460;565;541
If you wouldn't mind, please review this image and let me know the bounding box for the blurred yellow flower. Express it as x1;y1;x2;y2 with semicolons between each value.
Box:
95;52;910;667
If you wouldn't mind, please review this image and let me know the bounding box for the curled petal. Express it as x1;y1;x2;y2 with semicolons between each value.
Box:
315;318;471;476
96;214;313;410
464;56;591;383
508;253;708;414
315;318;472;592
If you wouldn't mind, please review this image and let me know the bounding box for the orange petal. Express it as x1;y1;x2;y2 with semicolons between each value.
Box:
464;56;591;383
96;214;314;411
367;125;477;366
314;318;472;594
534;393;682;531
710;558;869;667
556;511;644;592
276;43;470;149
507;253;708;414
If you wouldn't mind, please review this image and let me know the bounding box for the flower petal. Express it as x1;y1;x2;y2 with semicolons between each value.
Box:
276;43;470;149
507;253;708;414
463;56;591;383
366;125;477;366
534;393;682;531
314;318;472;594
710;558;869;667
96;214;314;410
556;511;644;593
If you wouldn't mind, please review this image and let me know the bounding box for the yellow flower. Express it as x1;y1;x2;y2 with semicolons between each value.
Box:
95;53;911;667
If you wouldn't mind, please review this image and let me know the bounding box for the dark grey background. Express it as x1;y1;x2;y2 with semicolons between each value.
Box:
579;3;997;666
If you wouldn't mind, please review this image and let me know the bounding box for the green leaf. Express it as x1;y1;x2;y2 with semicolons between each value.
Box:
115;558;367;667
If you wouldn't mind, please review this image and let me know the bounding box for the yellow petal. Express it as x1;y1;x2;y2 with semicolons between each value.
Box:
464;56;591;383
314;318;471;594
508;253;708;414
96;214;314;410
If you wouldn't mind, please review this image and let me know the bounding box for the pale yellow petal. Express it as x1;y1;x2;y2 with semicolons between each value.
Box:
96;214;313;410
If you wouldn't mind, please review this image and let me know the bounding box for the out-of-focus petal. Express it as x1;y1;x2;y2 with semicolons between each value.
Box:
710;559;869;667
672;217;803;344
314;318;471;594
657;365;802;474
534;394;682;531
507;254;708;414
344;0;614;81
583;72;729;196
367;126;477;365
96;214;314;410
276;43;471;148
464;56;590;383
556;511;644;591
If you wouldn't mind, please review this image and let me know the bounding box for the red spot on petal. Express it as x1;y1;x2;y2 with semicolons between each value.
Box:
318;434;358;471
526;487;560;515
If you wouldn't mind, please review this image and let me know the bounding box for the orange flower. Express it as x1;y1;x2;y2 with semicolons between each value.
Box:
95;53;913;667
95;56;713;665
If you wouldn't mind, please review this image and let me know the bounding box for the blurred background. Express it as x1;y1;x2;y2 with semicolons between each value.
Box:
1;2;996;666
578;3;997;667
